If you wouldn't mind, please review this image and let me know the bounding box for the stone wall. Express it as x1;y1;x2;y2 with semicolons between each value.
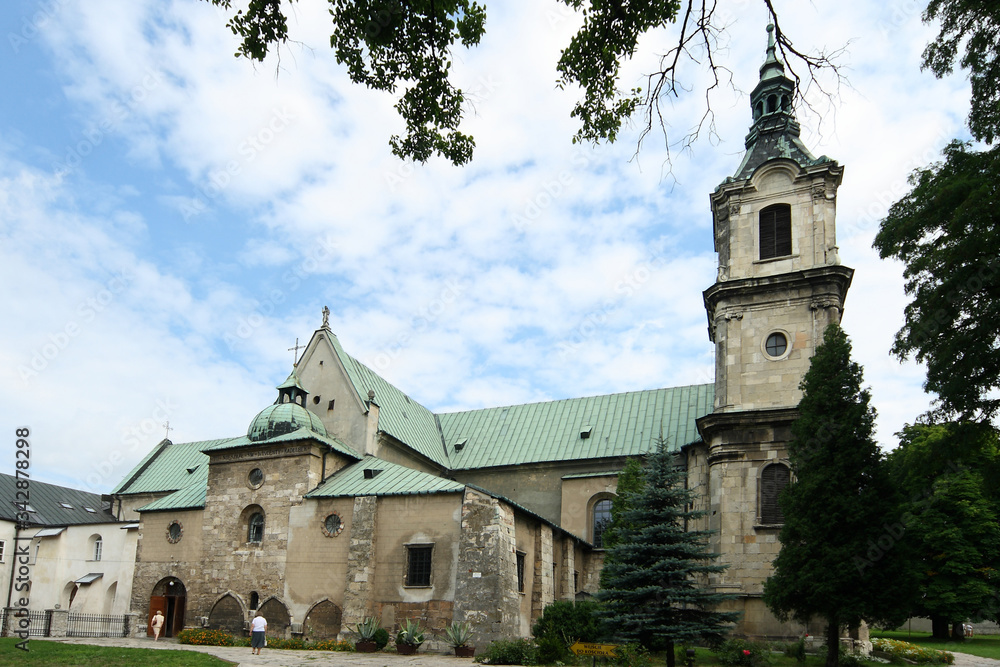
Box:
454;488;520;645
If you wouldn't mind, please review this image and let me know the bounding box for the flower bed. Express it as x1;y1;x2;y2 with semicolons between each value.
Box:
176;629;354;651
872;638;954;664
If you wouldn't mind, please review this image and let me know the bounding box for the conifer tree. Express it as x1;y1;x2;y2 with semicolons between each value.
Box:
597;439;738;667
764;324;912;667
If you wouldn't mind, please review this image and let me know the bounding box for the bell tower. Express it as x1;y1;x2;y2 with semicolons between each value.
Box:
690;26;853;636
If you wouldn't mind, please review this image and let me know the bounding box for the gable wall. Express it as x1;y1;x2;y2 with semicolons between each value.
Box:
296;336;370;451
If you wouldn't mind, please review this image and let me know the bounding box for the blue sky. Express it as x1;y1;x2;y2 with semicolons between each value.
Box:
1;0;971;491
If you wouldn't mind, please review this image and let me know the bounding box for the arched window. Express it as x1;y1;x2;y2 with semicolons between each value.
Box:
248;512;264;543
759;204;792;260
249;591;259;610
760;463;791;525
93;537;103;561
592;499;613;548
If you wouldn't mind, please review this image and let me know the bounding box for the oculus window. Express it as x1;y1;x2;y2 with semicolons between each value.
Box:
765;332;788;358
759;204;792;260
167;521;183;544
322;512;344;538
405;544;433;587
247;468;264;489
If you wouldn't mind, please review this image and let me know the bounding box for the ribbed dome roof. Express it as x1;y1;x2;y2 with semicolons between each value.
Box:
247;402;328;442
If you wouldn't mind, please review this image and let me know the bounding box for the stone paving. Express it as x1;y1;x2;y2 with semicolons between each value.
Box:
47;636;478;667
44;637;1000;667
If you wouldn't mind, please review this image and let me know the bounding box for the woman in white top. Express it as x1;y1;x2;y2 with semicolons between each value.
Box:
250;612;267;655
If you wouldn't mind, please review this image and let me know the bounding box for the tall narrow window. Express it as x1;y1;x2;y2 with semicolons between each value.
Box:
248;512;265;543
93;537;103;562
760;463;791;524
516;551;526;593
592;499;613;548
406;544;433;587
759;204;792;260
0;539;5;563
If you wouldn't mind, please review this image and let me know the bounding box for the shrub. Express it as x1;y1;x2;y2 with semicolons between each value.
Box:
532;600;602;646
613;643;652;667
784;638;807;663
312;639;355;651
872;638;954;664
476;638;539;665
534;635;568;664
373;627;390;649
713;638;772;667
176;629;240;646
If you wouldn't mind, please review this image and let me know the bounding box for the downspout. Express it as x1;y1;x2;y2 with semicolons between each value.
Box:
5;523;20;611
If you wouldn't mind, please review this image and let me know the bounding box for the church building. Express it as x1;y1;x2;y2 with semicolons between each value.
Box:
111;26;850;644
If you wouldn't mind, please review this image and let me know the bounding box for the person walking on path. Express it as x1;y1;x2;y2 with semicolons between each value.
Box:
250;612;267;655
150;610;164;641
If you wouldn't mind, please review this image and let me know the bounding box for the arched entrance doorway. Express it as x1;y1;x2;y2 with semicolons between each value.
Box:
148;577;186;638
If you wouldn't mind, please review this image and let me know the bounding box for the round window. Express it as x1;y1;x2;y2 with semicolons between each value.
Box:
247;468;264;489
167;521;183;544
322;512;344;538
765;332;788;358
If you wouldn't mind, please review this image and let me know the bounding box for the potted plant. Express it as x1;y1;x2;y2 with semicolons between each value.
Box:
355;616;381;652
395;619;424;655
444;620;475;657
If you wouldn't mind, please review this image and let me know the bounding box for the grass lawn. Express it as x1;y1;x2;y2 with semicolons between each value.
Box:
873;630;1000;661
0;638;234;666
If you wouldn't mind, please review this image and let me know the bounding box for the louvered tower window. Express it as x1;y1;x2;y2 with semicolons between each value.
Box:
759;204;792;260
760;463;790;524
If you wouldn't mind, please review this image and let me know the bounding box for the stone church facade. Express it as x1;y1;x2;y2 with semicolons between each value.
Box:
111;27;849;645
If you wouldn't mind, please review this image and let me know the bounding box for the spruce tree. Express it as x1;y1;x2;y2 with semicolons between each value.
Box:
764;324;912;667
597;438;738;667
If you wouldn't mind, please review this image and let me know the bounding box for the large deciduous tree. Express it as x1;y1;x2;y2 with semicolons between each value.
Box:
764;324;913;667
873;141;1000;422
204;0;838;164
887;422;1000;639
597;438;738;667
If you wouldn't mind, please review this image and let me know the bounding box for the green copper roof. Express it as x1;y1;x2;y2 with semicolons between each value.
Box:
135;467;209;512
247;401;328;442
113;439;221;495
437;384;713;470
276;368;306;391
201;428;360;460
323;331;449;467
307;456;465;498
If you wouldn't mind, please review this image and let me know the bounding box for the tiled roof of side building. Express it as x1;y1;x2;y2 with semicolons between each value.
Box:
112;439;224;495
0;473;117;526
135;466;210;512
437;383;714;470
306;456;465;498
323;330;450;468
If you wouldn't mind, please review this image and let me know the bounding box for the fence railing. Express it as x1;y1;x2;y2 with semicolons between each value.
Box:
67;612;129;638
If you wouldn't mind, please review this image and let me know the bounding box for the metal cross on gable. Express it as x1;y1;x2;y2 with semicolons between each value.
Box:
288;337;305;365
163;421;173;441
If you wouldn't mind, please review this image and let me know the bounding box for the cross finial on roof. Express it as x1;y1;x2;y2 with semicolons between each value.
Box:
163;421;173;440
288;337;305;365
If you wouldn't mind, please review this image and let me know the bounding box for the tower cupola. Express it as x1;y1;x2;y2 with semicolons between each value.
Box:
732;25;824;181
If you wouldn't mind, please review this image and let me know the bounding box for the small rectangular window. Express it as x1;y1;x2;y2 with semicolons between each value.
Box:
94;539;103;562
516;551;526;593
0;540;5;563
406;544;433;587
59;502;74;509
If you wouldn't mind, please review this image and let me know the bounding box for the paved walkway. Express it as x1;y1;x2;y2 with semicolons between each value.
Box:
47;636;476;666
951;652;1000;667
46;637;1000;667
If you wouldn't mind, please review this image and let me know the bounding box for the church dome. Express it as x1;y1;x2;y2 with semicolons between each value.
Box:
247;401;328;442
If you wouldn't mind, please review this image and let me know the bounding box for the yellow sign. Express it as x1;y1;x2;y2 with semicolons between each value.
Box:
569;642;618;657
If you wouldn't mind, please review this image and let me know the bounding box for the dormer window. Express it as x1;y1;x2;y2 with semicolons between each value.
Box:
759;204;792;260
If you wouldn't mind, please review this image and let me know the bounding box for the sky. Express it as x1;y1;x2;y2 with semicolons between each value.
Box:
0;0;972;492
